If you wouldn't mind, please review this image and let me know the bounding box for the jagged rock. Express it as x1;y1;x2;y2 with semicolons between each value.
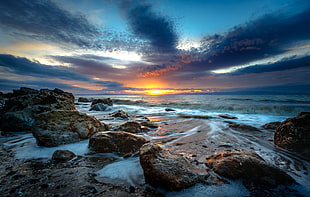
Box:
0;87;75;132
78;97;93;102
119;121;143;133
274;112;310;156
91;98;113;107
218;114;238;119
205;150;295;187
228;123;259;131
263;122;281;130
52;150;76;161
0;111;33;131
12;87;39;97
89;131;149;157
89;103;111;111
140;143;208;191
0;93;5;111
32;110;107;147
110;110;129;119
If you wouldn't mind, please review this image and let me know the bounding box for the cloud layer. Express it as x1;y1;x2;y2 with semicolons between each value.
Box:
0;54;126;91
0;0;309;94
194;6;310;72
0;0;100;48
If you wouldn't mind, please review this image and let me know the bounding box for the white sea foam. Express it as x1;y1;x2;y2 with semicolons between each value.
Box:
161;125;201;147
4;134;90;159
94;157;145;186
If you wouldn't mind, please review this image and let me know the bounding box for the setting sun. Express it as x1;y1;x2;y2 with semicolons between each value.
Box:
124;89;176;95
123;88;213;95
145;89;177;95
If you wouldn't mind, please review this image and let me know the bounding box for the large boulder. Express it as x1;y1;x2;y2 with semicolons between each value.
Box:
139;143;208;191
32;110;107;147
205;150;295;187
91;98;113;107
89;131;149;157
274;112;310;156
0;87;76;132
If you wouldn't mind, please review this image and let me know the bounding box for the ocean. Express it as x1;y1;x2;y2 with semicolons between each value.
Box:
2;94;310;196
77;94;310;123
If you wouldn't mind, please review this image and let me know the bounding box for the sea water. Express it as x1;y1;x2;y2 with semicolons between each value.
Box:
76;94;310;117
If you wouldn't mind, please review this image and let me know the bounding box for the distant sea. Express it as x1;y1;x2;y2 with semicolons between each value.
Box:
75;94;310;116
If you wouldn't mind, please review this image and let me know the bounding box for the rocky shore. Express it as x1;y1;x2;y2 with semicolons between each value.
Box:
0;87;309;196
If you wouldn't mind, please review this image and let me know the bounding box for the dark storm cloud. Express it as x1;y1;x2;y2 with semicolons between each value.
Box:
0;0;99;48
121;1;178;53
195;6;310;70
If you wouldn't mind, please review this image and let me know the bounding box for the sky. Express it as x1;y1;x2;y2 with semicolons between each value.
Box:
0;0;309;95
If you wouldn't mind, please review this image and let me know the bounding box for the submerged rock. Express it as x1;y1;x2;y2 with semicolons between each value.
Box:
263;121;281;130
110;110;129;119
228;123;259;131
89;131;149;157
218;114;237;119
141;121;158;129
78;97;93;102
205;150;295;187
32;110;107;147
91;98;113;107
274;112;310;156
0;87;75;132
165;108;176;112
90;103;111;111
139;143;208;191
119;121;143;133
178;114;212;119
52;150;76;161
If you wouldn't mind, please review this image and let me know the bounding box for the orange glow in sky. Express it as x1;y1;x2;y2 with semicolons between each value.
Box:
124;89;212;95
